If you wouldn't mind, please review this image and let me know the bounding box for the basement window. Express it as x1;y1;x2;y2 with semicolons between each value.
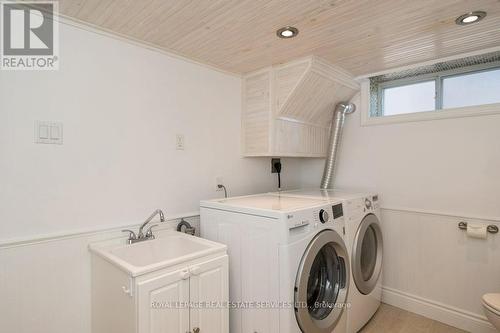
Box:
367;51;500;124
442;68;500;108
382;80;436;115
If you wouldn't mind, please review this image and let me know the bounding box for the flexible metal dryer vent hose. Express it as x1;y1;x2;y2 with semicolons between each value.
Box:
320;102;356;189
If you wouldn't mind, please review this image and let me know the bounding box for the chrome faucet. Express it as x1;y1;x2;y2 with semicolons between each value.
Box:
122;209;166;244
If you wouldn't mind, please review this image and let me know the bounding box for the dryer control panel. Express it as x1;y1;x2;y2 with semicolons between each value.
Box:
345;195;380;225
364;195;380;211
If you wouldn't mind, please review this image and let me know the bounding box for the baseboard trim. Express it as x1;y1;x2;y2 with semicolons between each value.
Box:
382;286;496;333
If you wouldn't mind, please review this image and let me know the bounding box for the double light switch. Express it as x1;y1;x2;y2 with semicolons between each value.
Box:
35;121;63;144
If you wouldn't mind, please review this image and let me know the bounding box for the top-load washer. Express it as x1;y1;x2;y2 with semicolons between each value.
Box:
200;194;350;333
271;189;383;333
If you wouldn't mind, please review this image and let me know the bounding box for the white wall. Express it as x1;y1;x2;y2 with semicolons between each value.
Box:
0;19;307;333
337;95;500;219
0;20;304;242
297;94;500;218
296;93;500;331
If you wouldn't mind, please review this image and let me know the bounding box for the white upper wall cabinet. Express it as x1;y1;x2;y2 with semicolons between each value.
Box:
242;56;360;157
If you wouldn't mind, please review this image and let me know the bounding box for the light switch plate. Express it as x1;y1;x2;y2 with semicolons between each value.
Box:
35;121;63;144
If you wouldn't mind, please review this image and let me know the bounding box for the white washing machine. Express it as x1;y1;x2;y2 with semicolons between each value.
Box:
272;189;383;333
200;194;350;333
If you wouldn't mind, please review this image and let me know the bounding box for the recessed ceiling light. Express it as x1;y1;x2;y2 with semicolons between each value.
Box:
277;26;299;39
455;11;487;25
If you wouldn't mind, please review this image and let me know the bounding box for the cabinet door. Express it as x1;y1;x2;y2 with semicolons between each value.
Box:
189;256;229;333
137;268;190;333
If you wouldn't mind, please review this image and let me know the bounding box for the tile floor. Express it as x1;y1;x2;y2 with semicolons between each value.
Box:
359;303;468;333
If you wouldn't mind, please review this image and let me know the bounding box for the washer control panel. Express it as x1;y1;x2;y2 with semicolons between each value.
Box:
313;203;344;225
332;203;344;219
286;203;345;230
319;209;329;223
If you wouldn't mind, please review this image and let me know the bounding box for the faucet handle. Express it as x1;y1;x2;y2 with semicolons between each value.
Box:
122;229;137;240
145;224;159;237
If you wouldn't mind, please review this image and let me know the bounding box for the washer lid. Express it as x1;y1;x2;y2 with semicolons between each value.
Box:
483;294;500;311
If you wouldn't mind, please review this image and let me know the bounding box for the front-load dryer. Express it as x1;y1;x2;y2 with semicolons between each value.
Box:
343;195;383;333
270;189;383;333
200;194;350;333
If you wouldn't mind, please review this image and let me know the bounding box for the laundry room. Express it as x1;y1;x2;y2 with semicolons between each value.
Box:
1;1;499;333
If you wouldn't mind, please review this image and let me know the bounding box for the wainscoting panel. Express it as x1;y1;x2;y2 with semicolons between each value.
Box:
0;216;200;333
380;208;500;332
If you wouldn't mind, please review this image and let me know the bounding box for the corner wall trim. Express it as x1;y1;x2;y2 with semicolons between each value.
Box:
382;286;496;333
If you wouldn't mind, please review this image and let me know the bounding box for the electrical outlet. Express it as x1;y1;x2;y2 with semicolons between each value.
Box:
271;158;281;173
215;176;224;191
176;134;185;150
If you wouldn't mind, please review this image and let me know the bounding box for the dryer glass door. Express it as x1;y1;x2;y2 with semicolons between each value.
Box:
352;214;383;295
295;230;349;333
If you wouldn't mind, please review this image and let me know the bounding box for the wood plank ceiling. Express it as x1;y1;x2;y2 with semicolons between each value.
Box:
44;0;500;75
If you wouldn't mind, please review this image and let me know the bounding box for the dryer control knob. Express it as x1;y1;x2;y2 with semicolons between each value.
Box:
319;209;329;223
365;198;372;209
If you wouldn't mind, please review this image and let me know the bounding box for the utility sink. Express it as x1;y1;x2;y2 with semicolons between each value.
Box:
89;230;226;277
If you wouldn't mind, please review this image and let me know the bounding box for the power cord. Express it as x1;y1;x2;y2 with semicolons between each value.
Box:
274;160;282;191
217;184;228;198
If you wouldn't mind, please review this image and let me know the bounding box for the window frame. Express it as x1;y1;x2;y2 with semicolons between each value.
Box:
362;61;500;126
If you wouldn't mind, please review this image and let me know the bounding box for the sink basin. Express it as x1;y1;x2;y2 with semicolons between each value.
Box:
111;235;211;266
89;230;226;276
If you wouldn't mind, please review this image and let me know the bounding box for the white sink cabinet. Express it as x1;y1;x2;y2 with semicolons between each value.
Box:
90;231;228;333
